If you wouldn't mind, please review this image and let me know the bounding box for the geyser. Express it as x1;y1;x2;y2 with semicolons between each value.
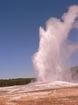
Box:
32;5;78;82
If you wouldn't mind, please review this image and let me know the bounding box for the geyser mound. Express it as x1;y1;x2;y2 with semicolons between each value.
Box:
32;5;78;83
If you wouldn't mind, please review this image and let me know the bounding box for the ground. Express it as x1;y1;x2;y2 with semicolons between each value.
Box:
0;86;78;105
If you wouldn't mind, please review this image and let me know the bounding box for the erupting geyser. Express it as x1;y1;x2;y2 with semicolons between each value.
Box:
32;5;78;82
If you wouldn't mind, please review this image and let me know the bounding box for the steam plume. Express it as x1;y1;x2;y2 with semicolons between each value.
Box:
32;5;78;82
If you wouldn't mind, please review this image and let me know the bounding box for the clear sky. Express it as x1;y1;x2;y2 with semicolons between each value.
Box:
0;0;78;79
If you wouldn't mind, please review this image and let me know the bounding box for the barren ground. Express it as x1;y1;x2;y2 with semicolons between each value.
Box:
0;86;78;105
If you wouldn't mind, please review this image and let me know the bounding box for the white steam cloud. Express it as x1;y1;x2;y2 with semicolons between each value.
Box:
32;5;78;82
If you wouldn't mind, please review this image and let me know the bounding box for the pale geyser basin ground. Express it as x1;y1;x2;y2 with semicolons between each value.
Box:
0;81;78;105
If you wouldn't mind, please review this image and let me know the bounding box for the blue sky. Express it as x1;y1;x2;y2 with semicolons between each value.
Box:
0;0;78;79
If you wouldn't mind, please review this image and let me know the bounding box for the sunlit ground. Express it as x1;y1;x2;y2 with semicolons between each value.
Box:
0;82;78;105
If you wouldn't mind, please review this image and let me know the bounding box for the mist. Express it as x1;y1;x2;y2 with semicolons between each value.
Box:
32;5;78;82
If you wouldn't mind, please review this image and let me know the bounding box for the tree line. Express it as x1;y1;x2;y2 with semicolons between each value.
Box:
0;78;35;87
